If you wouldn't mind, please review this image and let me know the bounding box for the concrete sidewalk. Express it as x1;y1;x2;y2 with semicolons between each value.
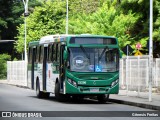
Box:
0;80;8;84
0;80;160;110
110;90;160;110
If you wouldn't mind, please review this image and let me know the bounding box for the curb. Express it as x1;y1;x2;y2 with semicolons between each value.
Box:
109;98;160;111
0;80;8;84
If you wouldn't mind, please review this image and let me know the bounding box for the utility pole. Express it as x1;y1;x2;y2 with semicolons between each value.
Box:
149;0;153;102
66;0;68;35
23;0;29;87
23;0;29;62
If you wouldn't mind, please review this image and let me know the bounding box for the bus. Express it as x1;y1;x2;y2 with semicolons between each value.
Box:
28;34;121;103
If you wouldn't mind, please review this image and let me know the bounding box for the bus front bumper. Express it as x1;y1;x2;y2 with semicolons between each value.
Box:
65;81;119;95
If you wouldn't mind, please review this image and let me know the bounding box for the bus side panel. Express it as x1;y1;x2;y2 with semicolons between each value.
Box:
36;63;43;91
46;63;59;93
33;63;38;90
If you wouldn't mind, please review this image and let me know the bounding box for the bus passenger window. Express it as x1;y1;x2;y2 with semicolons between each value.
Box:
34;47;37;62
39;46;43;63
36;47;39;62
47;46;49;62
53;44;56;61
57;44;60;62
51;45;54;61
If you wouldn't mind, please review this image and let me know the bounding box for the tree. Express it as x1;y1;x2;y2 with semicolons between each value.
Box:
119;0;160;52
69;1;139;48
15;0;160;56
15;0;66;53
0;0;41;59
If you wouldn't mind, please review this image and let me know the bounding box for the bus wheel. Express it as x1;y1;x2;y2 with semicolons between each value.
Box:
55;82;66;102
36;81;43;98
97;94;110;103
43;92;50;98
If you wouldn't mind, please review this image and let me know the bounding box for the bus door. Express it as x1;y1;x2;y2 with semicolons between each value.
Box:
43;45;48;91
59;45;65;89
31;47;36;89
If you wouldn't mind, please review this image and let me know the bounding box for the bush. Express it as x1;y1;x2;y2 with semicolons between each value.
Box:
0;54;11;79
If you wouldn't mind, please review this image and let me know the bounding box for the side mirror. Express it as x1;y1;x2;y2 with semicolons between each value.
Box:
63;50;68;60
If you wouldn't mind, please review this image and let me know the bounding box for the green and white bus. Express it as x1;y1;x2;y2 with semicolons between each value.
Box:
28;34;121;102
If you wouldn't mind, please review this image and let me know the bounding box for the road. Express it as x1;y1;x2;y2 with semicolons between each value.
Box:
0;83;159;120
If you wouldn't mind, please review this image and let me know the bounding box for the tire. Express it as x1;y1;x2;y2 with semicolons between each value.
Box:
36;81;44;98
55;82;67;102
43;92;50;98
97;94;110;103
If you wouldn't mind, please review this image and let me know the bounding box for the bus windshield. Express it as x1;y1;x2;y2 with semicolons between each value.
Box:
69;47;119;72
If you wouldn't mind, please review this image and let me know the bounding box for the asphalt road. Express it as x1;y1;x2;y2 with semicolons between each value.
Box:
0;83;159;120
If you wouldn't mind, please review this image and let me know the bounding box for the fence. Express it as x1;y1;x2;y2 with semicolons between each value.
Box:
119;55;160;98
7;61;27;86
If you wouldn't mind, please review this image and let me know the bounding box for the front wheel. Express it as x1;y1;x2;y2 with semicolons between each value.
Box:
55;82;68;102
97;94;110;103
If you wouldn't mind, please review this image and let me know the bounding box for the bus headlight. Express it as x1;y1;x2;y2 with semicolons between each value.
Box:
67;78;77;87
111;79;119;87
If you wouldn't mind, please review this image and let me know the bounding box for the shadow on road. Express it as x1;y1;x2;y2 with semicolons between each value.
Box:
28;95;114;105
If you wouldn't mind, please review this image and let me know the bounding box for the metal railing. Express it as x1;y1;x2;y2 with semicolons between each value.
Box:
119;56;160;99
7;61;27;86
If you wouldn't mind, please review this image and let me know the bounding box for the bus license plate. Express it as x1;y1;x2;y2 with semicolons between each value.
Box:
90;88;99;92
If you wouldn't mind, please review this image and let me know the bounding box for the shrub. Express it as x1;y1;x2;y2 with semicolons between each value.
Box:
0;54;11;79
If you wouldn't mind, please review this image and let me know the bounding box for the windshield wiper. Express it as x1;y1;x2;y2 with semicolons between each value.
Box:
80;45;90;60
98;46;108;61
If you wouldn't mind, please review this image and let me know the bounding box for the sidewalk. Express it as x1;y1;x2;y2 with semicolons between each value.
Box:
110;90;160;111
0;80;8;84
0;80;160;110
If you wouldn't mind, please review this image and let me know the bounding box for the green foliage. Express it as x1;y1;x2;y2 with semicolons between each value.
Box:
69;1;139;48
15;0;66;53
0;54;11;79
15;0;160;55
120;0;160;49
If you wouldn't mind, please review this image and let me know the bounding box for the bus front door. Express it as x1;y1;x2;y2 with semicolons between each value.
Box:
60;45;65;90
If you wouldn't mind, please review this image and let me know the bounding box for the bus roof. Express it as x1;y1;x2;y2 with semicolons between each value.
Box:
29;41;39;46
39;34;117;44
39;34;75;44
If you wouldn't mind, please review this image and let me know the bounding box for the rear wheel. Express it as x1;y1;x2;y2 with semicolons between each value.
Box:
36;81;44;98
97;94;110;103
43;92;50;98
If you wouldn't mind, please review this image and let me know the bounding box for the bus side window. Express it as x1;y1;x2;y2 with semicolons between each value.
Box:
39;46;43;63
53;44;56;61
57;43;60;62
34;47;37;63
55;43;59;61
36;47;39;63
48;45;50;62
48;44;53;62
51;44;54;61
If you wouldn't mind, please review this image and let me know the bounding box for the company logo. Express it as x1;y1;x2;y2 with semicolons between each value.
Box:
2;112;11;117
93;81;96;85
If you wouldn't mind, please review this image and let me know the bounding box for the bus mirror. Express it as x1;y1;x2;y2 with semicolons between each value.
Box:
63;50;68;60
